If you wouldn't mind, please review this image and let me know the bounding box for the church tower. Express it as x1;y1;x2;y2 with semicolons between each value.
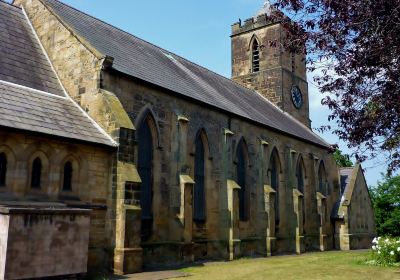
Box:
231;1;310;127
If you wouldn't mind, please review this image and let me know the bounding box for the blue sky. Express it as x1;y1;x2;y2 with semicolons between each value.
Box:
13;0;393;186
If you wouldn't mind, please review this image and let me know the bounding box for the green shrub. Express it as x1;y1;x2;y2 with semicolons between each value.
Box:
370;174;400;237
371;236;400;266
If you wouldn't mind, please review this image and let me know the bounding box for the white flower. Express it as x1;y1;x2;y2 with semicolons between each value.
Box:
390;251;395;255
372;238;377;244
372;245;376;250
397;247;400;252
378;237;382;240
397;240;400;244
385;238;390;243
378;251;381;254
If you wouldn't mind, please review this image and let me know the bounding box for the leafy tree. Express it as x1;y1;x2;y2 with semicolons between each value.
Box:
270;0;400;172
370;174;400;236
333;149;353;168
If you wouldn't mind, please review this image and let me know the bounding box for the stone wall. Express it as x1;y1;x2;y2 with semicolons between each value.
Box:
12;0;366;274
15;0;143;274
0;214;9;278
337;165;376;250
0;130;113;272
102;69;341;265
0;205;90;279
13;0;124;135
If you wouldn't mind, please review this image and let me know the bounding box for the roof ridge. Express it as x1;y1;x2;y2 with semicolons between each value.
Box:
0;0;21;10
44;0;310;133
42;1;193;59
44;0;260;97
43;0;177;56
26;1;302;130
41;0;330;149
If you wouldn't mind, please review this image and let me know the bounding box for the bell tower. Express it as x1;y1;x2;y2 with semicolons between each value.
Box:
231;1;310;127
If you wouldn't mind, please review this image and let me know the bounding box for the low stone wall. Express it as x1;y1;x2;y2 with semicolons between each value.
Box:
349;233;375;250
0;203;91;279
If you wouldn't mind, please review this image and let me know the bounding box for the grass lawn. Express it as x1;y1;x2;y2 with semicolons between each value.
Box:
174;251;400;280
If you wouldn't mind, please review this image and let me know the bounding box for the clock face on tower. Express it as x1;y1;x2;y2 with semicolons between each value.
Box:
291;85;303;109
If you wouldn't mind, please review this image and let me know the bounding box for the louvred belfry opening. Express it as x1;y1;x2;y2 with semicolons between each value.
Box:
252;39;260;73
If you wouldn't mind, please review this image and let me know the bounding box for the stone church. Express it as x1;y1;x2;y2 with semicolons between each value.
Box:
0;0;376;278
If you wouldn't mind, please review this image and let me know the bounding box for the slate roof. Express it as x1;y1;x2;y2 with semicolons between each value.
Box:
0;1;64;96
330;167;353;219
0;1;116;147
339;167;354;198
332;166;358;218
40;0;330;148
0;80;116;146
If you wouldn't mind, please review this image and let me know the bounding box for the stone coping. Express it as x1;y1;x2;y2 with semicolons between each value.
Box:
0;201;91;215
241;237;263;242
339;233;376;237
141;241;193;247
115;270;190;280
64;201;107;210
192;239;222;244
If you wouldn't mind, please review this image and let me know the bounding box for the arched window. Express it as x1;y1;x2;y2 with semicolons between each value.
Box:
236;139;248;221
193;132;206;222
0;153;7;187
270;149;280;228
63;161;73;191
296;157;305;193
31;157;42;189
296;156;306;232
252;39;260;73
137;115;154;241
318;162;327;195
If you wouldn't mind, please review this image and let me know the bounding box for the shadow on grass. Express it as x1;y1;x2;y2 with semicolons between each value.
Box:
84;262;205;280
85;250;400;280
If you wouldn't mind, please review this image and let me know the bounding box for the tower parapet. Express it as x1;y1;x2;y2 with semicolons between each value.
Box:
232;14;280;36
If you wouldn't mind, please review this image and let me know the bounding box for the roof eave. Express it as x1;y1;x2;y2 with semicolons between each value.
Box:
105;67;331;150
0;125;118;150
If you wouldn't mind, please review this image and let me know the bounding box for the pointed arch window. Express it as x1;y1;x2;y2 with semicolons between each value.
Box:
31;157;42;189
296;157;306;232
270;149;280;227
0;153;7;187
296;158;305;193
318;162;327;195
252;39;260;73
193;132;206;222
137;115;155;241
63;161;73;191
237;139;248;221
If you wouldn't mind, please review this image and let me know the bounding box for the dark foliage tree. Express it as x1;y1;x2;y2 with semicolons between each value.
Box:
370;174;400;236
333;149;353;168
271;0;400;172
